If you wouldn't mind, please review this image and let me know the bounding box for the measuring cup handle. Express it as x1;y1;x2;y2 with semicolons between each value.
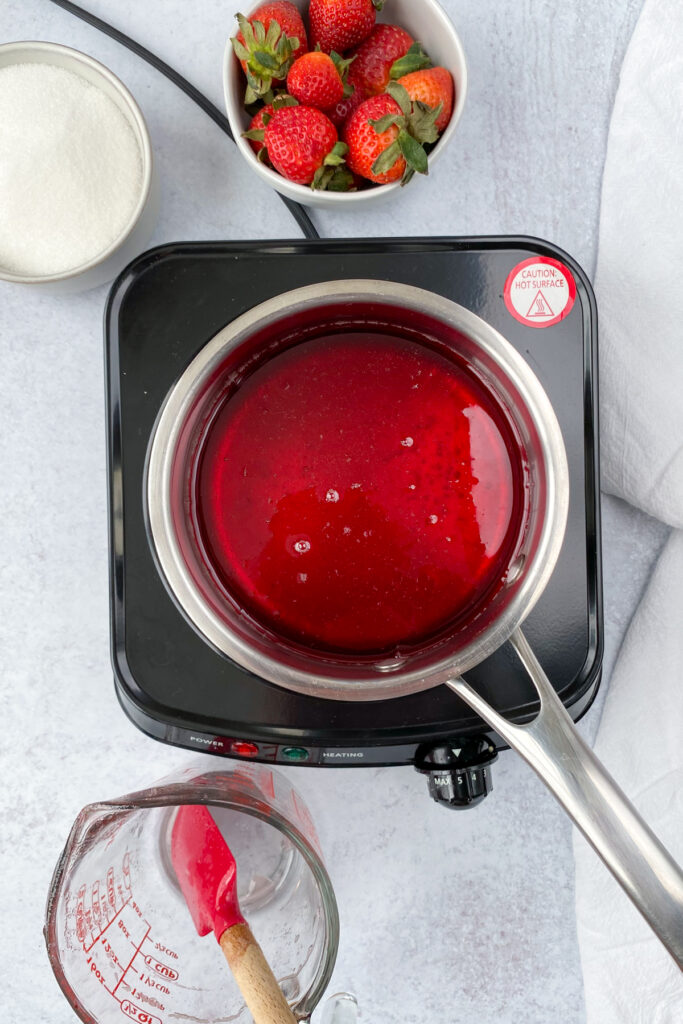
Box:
446;627;683;968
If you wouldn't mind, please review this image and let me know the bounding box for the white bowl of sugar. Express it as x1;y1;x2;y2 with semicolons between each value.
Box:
0;41;158;293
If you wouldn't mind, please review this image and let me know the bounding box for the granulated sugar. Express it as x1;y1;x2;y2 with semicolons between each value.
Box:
0;62;143;277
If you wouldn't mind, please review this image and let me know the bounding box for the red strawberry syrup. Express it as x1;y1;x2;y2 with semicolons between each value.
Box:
193;331;525;655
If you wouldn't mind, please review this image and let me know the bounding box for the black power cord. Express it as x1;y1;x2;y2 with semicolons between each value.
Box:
47;0;320;240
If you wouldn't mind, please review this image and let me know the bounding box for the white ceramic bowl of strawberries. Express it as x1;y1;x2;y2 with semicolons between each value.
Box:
223;0;467;207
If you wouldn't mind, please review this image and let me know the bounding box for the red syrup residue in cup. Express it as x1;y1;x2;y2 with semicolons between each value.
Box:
194;331;525;655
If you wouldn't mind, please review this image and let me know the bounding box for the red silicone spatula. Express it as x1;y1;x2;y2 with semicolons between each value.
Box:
171;804;297;1024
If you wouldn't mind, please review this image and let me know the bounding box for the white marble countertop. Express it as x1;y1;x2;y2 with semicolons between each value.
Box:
0;1;671;1021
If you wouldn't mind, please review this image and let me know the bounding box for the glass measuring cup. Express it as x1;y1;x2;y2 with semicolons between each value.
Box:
44;762;339;1023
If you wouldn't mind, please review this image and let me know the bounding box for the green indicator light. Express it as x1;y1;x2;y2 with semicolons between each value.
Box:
282;746;309;762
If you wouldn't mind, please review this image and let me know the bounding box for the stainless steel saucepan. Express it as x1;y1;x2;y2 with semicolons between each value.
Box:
147;280;683;966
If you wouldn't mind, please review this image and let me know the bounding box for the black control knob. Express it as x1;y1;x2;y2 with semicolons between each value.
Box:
415;737;498;809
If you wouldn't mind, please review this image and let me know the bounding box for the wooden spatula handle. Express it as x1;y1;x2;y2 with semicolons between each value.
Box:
219;922;298;1024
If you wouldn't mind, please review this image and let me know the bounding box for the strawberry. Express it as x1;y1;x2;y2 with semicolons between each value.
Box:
264;105;352;189
244;103;275;156
232;2;308;104
343;93;404;184
327;31;432;128
287;50;354;110
309;0;384;54
343;81;441;185
242;94;298;158
396;67;454;132
349;25;418;97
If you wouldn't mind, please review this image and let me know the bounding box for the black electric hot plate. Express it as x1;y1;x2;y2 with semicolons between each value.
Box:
105;237;602;792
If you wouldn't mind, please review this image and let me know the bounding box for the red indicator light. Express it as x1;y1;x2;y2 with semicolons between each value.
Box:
231;740;259;758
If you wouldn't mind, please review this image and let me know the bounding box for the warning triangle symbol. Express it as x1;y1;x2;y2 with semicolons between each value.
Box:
525;288;554;318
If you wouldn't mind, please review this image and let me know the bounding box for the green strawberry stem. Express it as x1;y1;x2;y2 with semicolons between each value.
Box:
368;112;402;134
232;14;301;104
389;42;433;80
312;141;354;192
397;129;427;181
387;81;412;116
272;93;299;109
330;51;358;98
250;89;299;109
370;139;402;176
368;82;442;185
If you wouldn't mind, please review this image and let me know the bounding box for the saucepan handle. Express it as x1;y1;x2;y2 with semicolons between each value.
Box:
446;627;683;967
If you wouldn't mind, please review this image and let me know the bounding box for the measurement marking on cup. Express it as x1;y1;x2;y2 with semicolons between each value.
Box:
92;882;102;934
130;988;166;1014
120;998;162;1024
102;938;123;970
112;923;151;996
137;973;170;995
142;953;179;982
85;956;116;997
76;885;86;944
122;852;132;891
107;867;117;912
84;896;132;953
151;941;178;959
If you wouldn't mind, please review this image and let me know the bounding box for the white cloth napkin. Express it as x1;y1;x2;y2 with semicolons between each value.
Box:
595;0;683;528
574;0;683;1017
574;531;683;1021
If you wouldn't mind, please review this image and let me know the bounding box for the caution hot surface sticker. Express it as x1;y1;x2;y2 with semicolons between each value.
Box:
504;256;576;328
